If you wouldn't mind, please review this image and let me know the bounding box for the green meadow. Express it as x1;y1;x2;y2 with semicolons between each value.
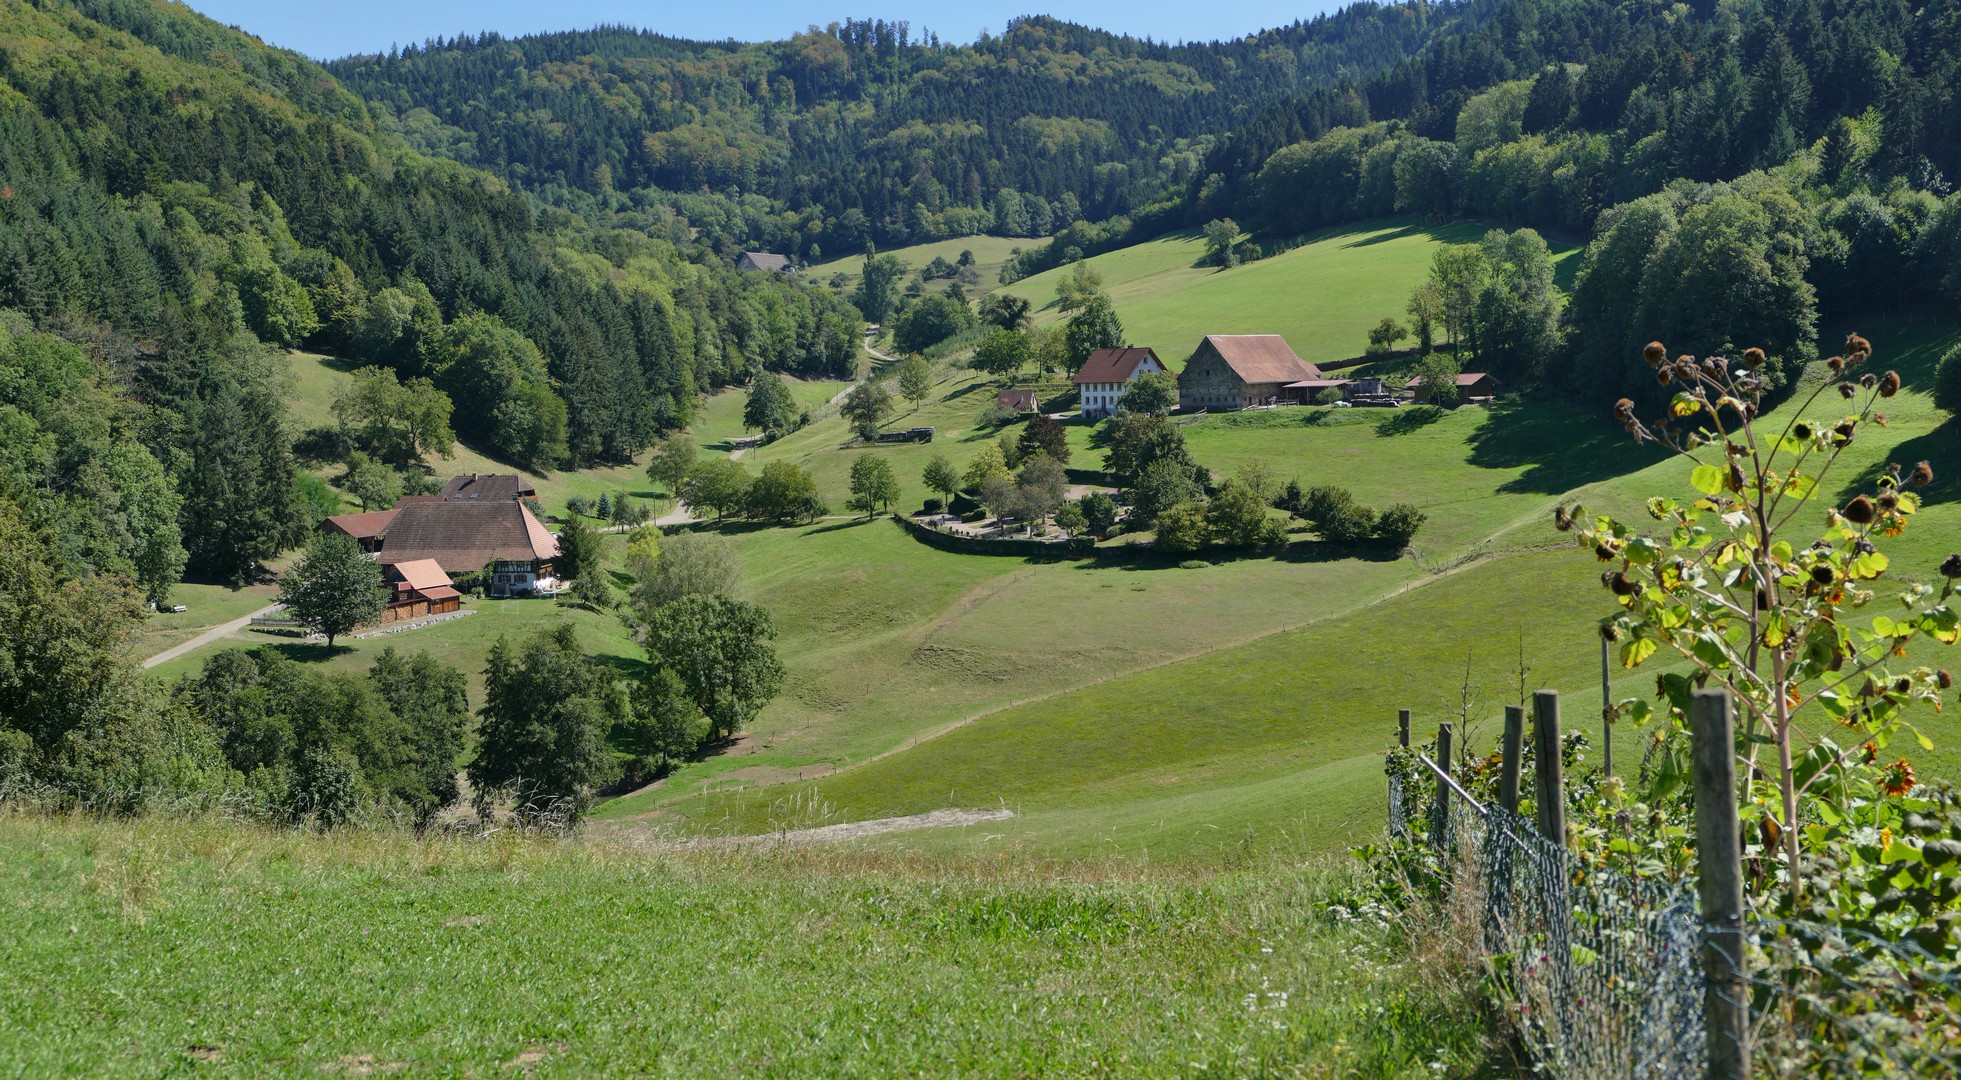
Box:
998;219;1584;365
139;219;1961;873
0;812;1484;1078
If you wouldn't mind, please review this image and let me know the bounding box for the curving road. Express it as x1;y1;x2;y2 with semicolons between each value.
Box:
141;604;282;669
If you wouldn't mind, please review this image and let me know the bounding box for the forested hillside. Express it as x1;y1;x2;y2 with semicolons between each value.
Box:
0;0;861;491
325;9;1450;256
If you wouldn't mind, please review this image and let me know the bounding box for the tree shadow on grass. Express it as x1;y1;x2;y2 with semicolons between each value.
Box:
800;517;879;536
1466;399;1661;494
1375;406;1447;437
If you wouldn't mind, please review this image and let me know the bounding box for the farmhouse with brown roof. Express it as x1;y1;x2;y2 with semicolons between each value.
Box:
1072;347;1166;419
1177;335;1321;411
377;498;561;596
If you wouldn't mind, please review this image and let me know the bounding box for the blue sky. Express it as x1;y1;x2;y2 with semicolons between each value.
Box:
190;1;1351;59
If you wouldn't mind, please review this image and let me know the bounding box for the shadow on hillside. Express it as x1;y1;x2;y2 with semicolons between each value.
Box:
1844;425;1961;507
944;382;990;401
1466;400;1656;494
802;517;878;535
1375;405;1447;437
591;652;649;683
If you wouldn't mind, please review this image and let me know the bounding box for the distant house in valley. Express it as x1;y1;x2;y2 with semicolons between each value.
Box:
1177;335;1321;411
1072;346;1166;419
737;251;793;273
438;473;536;502
996;388;1041;413
320;507;400;553
380;559;462;623
1406;372;1499;403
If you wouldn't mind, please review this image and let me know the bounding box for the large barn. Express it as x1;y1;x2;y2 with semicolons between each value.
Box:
1177;335;1321;411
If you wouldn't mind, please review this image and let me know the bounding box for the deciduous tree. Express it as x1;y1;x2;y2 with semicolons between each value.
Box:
279;532;386;647
470;625;624;825
645;594;784;744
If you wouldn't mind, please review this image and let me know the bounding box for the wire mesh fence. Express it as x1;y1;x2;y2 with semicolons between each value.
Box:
1390;745;1961;1079
1393;755;1708;1078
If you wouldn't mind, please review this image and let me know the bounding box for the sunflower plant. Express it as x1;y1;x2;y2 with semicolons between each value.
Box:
1561;334;1959;898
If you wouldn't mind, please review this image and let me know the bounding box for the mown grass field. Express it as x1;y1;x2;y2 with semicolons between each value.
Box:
0;812;1485;1078
997;219;1583;366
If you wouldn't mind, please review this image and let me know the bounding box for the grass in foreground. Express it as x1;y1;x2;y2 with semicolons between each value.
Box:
0;812;1486;1078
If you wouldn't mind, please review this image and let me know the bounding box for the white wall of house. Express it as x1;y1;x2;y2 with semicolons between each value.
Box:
1081;355;1166;417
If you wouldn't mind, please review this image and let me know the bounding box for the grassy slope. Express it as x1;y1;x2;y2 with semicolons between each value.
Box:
997;219;1583;365
812;235;1038;302
635;308;1961;858
0;813;1483;1078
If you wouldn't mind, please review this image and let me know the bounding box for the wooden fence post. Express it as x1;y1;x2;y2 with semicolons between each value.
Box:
1398;708;1411;748
1691;689;1749;1080
1532;690;1566;846
1499;704;1525;815
1429;721;1454;849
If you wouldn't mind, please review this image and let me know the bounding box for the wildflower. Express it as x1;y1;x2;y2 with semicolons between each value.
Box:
1598;622;1620;642
1809;565;1835;586
1940;553;1961;579
1879;371;1901;397
1909;461;1933;488
1644;341;1667;367
1595;541;1620;561
1863;741;1878;764
1882;759;1917;797
1833;421;1856;446
1656;368;1673;385
1553;505;1574;532
1846;333;1872;361
1895;677;1913;695
1877;492;1898;513
1761;815;1782;851
1939;670;1953;690
1828;356;1845;373
1609;572;1637;596
1727;463;1746;492
1861;372;1878;389
1792;421;1815;441
1839;382;1856;399
1842;495;1876;525
1741;346;1766;369
1613;398;1636;422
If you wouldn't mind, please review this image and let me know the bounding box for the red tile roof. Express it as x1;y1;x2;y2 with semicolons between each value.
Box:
1200;335;1321;384
1072;347;1162;385
321;507;401;540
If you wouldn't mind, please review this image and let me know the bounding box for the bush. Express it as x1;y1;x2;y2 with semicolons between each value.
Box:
1178;559;1210;569
922;498;943;514
977;404;1022;429
1375;503;1427;548
565;495;593;518
1300;485;1378;542
1936;343;1961;418
1153;501;1210;552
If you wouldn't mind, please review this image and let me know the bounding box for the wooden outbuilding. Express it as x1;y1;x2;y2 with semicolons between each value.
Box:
380;559;462;623
996;388;1042;413
1406;372;1499;403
